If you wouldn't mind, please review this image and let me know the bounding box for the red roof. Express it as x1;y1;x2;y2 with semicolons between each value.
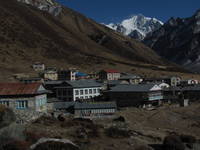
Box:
0;83;42;96
103;69;120;73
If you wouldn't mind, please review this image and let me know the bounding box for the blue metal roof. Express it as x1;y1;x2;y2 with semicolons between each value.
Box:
75;72;88;77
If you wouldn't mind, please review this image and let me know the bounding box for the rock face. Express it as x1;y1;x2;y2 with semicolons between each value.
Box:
105;14;163;41
17;0;62;16
144;9;200;72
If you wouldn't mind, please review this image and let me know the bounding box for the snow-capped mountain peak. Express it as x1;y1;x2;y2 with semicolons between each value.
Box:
105;14;163;40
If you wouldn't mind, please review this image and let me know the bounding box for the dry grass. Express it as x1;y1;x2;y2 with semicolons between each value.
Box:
0;0;195;81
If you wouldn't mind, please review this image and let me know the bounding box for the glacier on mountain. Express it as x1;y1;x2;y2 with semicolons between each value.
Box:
105;14;163;40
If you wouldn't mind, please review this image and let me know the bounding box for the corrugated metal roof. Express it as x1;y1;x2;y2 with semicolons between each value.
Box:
0;83;42;96
52;80;102;88
109;83;160;92
103;69;120;73
74;102;117;109
182;84;200;91
54;101;76;109
120;74;141;80
53;102;117;110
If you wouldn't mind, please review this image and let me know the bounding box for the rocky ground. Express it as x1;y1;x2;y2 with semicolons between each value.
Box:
24;103;200;150
0;103;200;150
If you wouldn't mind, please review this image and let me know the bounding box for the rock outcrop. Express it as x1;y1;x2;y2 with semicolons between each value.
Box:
144;9;200;72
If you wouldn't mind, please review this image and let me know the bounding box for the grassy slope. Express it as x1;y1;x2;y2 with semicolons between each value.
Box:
0;0;198;81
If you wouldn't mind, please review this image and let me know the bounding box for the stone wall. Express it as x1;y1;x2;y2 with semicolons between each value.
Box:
14;109;45;124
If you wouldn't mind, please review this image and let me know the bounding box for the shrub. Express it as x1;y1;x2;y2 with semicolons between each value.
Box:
180;134;196;143
105;126;130;138
33;116;57;126
24;130;48;143
113;116;126;122
88;124;100;138
0;124;25;147
163;135;185;150
0;140;30;150
135;145;153;150
0;105;16;128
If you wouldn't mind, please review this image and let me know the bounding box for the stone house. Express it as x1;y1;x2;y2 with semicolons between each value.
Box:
74;102;117;118
53;101;117;118
180;79;199;86
54;80;103;101
57;69;77;81
42;70;58;81
75;72;89;80
182;85;200;101
144;76;181;87
32;62;45;71
106;83;163;107
119;73;143;84
0;83;48;112
18;77;43;83
163;76;181;86
99;69;121;81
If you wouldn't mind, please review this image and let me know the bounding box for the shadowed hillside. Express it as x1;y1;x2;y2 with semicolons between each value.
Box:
0;0;188;80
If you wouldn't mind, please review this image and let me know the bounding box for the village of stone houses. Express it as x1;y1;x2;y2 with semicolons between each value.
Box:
1;0;200;150
1;62;200;150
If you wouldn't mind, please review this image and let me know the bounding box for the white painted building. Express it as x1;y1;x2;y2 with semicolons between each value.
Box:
54;80;102;101
99;69;121;81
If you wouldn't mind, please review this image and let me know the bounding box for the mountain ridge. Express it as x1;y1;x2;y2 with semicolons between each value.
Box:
105;14;163;41
144;9;200;72
0;0;190;81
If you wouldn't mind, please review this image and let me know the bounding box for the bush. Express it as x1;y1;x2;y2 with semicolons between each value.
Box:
88;124;100;138
163;135;185;150
135;145;153;150
180;134;196;143
0;140;30;150
105;126;130;138
24;130;48;143
113;116;126;122
0;105;16;128
0;124;25;147
33;116;57;126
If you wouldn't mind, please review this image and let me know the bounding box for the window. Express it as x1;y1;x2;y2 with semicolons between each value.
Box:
63;89;67;96
75;90;79;95
85;96;88;99
57;90;62;96
16;100;28;109
85;89;88;94
80;96;84;99
98;89;101;93
93;89;97;94
0;101;9;107
80;90;84;95
68;90;72;95
89;89;92;94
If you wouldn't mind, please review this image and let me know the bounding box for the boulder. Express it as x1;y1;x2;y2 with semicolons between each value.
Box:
30;138;79;150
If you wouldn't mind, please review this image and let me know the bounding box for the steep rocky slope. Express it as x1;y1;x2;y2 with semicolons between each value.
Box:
144;9;200;72
0;0;186;80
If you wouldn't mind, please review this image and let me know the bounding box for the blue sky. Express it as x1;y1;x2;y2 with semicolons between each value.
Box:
56;0;200;24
